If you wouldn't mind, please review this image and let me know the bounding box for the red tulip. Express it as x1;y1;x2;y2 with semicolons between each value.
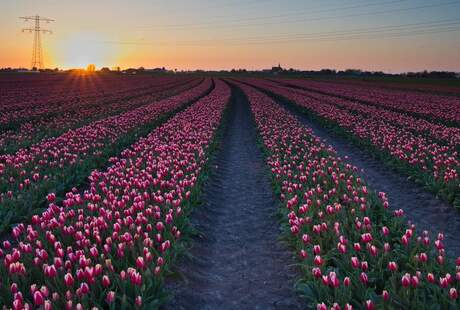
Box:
388;261;398;272
33;291;44;306
419;252;428;263
382;226;390;236
401;274;411;288
135;295;142;307
106;291;115;304
312;267;322;278
314;255;323;266
299;249;307;259
360;272;368;285
329;271;340;288
302;234;310;244
449;288;458;300
411;275;419;288
80;282;90;295
64;273;74;287
44;300;52;310
313;244;321;255
136;256;145;269
382;290;389;301
354;243;361;252
102;275;111;287
351;256;360;269
317;303;327;310
47;193;56;202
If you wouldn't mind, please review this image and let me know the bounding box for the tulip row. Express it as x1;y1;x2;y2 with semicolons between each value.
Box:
323;79;460;96
237;81;460;309
272;79;460;125
244;79;460;207
0;76;191;132
0;79;231;309
0;78;200;154
258;80;460;147
0;79;213;233
1;75;182;118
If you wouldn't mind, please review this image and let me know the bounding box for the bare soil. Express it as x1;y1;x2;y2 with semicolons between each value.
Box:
164;85;304;309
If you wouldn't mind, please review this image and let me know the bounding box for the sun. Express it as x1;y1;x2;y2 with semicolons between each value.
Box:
55;31;117;69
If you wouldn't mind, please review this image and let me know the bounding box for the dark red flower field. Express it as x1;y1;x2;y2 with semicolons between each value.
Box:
0;73;459;309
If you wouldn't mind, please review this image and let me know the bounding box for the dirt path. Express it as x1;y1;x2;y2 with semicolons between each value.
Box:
262;90;460;258
164;85;304;309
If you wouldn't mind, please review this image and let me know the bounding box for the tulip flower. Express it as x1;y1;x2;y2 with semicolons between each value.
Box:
365;300;374;310
106;291;115;304
360;272;368;285
382;290;389;301
314;255;323;266
388;261;398;272
401;274;411;288
64;273;74;287
317;303;327;310
351;257;360;269
450;288;458;300
33;291;44;306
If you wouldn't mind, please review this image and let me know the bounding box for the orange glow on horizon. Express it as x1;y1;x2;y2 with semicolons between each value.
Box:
50;31;119;70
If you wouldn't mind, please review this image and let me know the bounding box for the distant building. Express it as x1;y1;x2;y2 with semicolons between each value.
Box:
261;63;284;75
271;63;283;73
146;67;167;73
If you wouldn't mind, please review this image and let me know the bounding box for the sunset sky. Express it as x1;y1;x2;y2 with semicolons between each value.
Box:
1;0;459;72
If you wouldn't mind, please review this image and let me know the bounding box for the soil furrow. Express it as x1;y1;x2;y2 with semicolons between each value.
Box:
164;85;303;309
258;89;460;258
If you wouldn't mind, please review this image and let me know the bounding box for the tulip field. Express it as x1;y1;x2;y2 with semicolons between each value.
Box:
0;73;459;309
243;78;460;207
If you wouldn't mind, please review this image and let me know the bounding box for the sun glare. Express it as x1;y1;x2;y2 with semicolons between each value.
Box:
56;32;117;69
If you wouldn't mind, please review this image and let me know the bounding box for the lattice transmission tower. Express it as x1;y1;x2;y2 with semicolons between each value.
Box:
19;15;54;70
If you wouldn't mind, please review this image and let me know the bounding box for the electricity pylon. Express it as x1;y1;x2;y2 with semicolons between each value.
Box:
19;15;54;70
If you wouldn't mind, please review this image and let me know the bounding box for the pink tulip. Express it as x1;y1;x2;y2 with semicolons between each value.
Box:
106;291;115;304
401;274;411;288
450;288;458;300
360;272;368;285
313;244;321;255
388;261;398;272
64;273;74;287
365;300;374;310
312;267;322;278
382;290;389;301
102;275;111;287
344;304;353;310
314;255;323;266
317;303;327;310
46;193;56;203
299;249;307;259
136;256;145;269
351;256;360;269
33;291;44;306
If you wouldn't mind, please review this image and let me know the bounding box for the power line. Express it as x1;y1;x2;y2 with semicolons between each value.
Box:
141;0;405;29
19;15;54;70
88;18;460;46
156;0;277;17
139;0;459;30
